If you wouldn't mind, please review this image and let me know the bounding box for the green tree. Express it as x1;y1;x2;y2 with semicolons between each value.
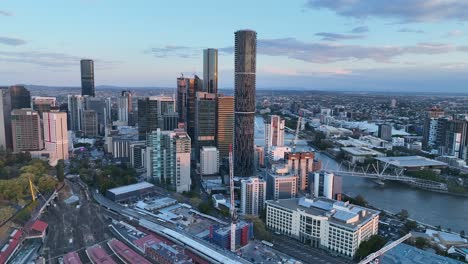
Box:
56;160;65;182
355;235;387;260
404;220;417;231
198;200;213;214
0;206;15;223
245;216;272;241
37;175;57;193
399;209;409;219
415;237;428;249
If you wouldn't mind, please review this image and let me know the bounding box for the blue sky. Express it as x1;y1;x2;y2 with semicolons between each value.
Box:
1;0;468;92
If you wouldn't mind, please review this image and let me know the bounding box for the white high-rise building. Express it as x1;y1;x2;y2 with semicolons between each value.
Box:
200;146;219;176
241;177;266;216
265;197;380;258
43;111;69;161
67;95;84;132
118;91;133;125
265;115;285;152
313;172;334;199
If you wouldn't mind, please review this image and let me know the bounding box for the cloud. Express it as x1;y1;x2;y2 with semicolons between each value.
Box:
252;38;468;63
350;26;369;33
0;50;119;68
305;0;468;22
0;36;26;46
260;66;352;76
398;28;425;33
445;30;464;37
148;45;200;58
0;10;13;17
315;32;365;41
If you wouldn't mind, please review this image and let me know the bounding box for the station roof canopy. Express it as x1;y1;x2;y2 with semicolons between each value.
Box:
375;156;447;168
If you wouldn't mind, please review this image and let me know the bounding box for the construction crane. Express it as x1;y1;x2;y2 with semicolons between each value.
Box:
292;114;302;152
228;144;238;252
358;233;412;264
29;176;36;202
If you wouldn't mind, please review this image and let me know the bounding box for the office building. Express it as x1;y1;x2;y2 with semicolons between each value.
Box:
176;76;189;124
266;165;298;200
11;109;43;152
146;129;191;192
184;75;204;140
67;95;84;132
234;29;257;177
377;124;392;141
82;110;98;137
85;97;108;135
203;48;218;94
32;96;57;116
138;96;177;140
200;146;219;176
285;152;316;191
43;111;69;161
118;91;133;125
195;92;216;159
241;177;266;216
265;115;285;151
216;95;234;160
254;145;265;169
265;197;380;258
9;85;31;110
81;59;95;97
0;87;12;150
130;142;146;169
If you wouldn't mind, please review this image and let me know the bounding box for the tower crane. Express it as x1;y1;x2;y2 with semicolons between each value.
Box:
228;144;238;252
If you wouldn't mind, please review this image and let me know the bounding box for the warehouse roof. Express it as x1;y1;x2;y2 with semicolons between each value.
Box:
107;182;154;195
375;156;447;168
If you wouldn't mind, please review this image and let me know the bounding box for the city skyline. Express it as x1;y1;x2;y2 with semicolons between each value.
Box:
1;1;468;92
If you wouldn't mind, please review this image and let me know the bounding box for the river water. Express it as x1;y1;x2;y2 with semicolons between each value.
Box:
255;116;468;232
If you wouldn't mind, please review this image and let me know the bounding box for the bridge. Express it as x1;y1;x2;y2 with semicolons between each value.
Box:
321;161;448;192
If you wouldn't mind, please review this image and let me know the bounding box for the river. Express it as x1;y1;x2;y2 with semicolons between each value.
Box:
255;116;468;232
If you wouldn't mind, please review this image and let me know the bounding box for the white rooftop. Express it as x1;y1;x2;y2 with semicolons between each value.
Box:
375;156;447;168
107;182;154;195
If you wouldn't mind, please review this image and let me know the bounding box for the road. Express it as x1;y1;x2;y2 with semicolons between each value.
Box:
272;234;352;264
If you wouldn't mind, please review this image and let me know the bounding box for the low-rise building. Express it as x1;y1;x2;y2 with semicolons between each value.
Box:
341;147;385;164
265;197;380;258
375;156;448;172
106;182;155;202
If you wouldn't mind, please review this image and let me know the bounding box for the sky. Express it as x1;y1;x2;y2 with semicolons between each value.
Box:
1;0;468;92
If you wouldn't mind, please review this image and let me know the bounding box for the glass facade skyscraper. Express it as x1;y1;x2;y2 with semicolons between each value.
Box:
203;48;218;94
234;30;257;177
81;59;95;97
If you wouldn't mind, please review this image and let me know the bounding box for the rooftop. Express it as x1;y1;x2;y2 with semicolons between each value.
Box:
342;147;384;156
375;156;448;168
267;197;380;230
107;182;154;195
381;243;462;264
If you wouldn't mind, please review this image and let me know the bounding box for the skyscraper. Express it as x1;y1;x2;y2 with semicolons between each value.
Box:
216;95;234;160
137;96;178;140
285;152;316;191
85;97;108;135
0;87;12;150
200;146;219;176
81;59;95;97
43;111;69;161
82;110;98;137
234;29;257;177
176;76;189;125
265;115;285;152
67;95;84;132
187;75;203;140
195;92;216;159
203;49;218;94
118;91;133;125
9;85;31;110
11;109;43;152
377;124;392;141
241;177;266;216
32;96;57;116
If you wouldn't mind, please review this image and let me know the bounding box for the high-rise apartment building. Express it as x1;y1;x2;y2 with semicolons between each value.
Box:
9;85;31;110
203;48;218;94
186;76;204;140
377;124;392;141
423;107;446;149
265;115;285;152
67;95;84;132
285;152;316;191
241;177;266;216
195;92;216;159
176;76;189;125
11;109;43;152
146;129;191;192
81;59;95;97
32;96;57;116
85;97;108;135
200;146;219;176
254;145;265;169
82;110;98;137
118;91;133;125
0;87;12;150
234;29;257;177
216;95;234;160
137;96;178;140
266;165;298;200
43;111;69;161
265;197;379;258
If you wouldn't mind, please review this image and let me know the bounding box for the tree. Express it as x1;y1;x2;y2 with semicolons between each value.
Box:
245;216;272;241
355;235;387;260
37;175;57;194
399;209;409;219
404;220;417;231
198;200;213;214
415;237;428;249
460;230;465;237
354;195;367;206
56;160;65;182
